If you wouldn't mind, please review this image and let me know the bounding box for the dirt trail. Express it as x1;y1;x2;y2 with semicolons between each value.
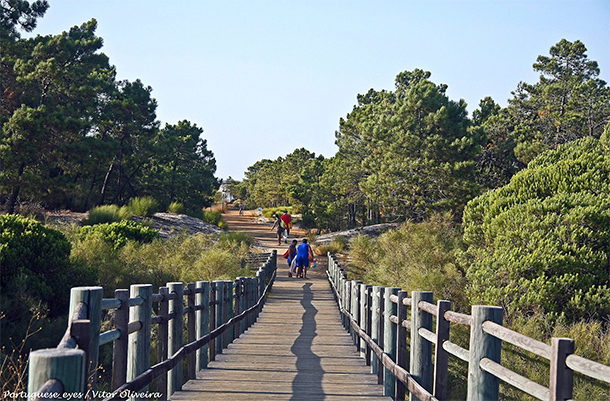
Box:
223;208;327;278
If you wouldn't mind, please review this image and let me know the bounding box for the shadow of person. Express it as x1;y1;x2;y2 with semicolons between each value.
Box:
290;282;324;400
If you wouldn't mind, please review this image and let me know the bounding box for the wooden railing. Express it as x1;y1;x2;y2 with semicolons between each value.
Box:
326;253;610;401
27;251;277;401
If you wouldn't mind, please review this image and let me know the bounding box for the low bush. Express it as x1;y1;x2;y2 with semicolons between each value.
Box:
203;210;223;226
167;202;184;214
262;206;293;219
77;220;159;250
82;205;131;225
128;196;160;217
314;236;347;256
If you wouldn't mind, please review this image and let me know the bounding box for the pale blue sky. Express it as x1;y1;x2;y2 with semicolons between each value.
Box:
29;1;610;180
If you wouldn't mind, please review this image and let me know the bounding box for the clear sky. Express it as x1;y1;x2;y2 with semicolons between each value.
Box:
29;1;610;180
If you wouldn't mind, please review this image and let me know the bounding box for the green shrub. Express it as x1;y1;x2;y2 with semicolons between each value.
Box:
262;206;293;219
0;214;95;319
314;235;347;256
462;137;610;323
128;196;160;217
82;205;131;225
203;210;223;226
77;220;159;250
167;202;184;214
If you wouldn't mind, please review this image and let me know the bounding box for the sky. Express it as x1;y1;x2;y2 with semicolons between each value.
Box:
28;0;610;180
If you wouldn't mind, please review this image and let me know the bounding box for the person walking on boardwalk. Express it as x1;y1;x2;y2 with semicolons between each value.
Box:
295;238;314;279
280;210;292;241
285;239;297;277
271;215;284;245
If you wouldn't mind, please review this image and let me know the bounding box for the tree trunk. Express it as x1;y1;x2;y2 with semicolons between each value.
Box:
99;162;115;205
6;162;26;214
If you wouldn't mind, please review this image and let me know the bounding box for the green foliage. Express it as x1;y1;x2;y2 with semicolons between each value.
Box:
127;196;160;217
347;213;467;310
462;137;610;323
77;220;159;250
202;210;224;227
82;204;131;225
0;214;94;318
262;206;293;218
167;202;184;214
314;236;347;256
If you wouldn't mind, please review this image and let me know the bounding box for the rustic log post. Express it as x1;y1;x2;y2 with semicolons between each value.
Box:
396;290;409;401
249;277;256;327
360;284;372;360
209;282;217;362
187;283;196;380
112;289;129;391
224;280;234;345
351;280;362;347
157;287;169;401
214;280;225;353
237;277;246;335
28;348;86;396
409;291;433;401
167;282;184;395
69;286;103;388
340;276;347;329
433;300;451;401
550;337;575;400
196;281;209;372
467;305;503;401
345;279;352;333
384;287;400;397
127;284;152;400
374;286;385;384
371;286;382;373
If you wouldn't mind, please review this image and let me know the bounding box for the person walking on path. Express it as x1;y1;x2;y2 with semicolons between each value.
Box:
295;238;314;279
285;239;298;277
271;215;284;245
280;211;292;241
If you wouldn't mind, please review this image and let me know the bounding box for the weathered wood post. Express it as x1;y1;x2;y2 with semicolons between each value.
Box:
187;283;197;380
70;286;103;388
360;284;372;359
384;287;400;398
157;286;169;401
340;276;347;329
351;280;362;347
224;280;234;344
467;305;503;401
128;284;152;399
196;281;210;372
209;282;216;361
373;286;385;384
396;290;409;401
167;282;184;395
409;291;434;401
365;285;373;365
28;349;86;396
345;279;352;332
433;300;451;400
214;280;225;353
248;277;256;327
112;289;129;390
237;277;246;335
550;337;575;400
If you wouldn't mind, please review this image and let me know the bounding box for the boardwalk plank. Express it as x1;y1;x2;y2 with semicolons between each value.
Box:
170;261;390;401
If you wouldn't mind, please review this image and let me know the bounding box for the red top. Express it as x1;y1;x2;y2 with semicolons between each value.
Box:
281;213;291;226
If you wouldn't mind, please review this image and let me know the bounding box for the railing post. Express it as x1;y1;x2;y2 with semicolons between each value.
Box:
248;277;256;327
371;286;385;383
209;282;216;361
467;305;503;401
410;291;433;401
128;284;152;400
237;277;246;335
360;284;372;360
384;287;400;398
157;287;169;401
396;290;409;401
214;280;225;354
340;276;347;329
433;300;451;401
366;285;373;365
112;289;129;390
224;280;233;345
351;280;362;347
550;337;575;400
187;283;197;380
167;282;183;396
28;349;86;395
69;286;103;389
196;281;209;372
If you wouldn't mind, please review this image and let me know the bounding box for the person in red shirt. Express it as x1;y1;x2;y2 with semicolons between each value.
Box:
280;211;292;241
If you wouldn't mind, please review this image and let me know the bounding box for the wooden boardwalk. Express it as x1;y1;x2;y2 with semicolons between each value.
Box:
170;260;390;401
